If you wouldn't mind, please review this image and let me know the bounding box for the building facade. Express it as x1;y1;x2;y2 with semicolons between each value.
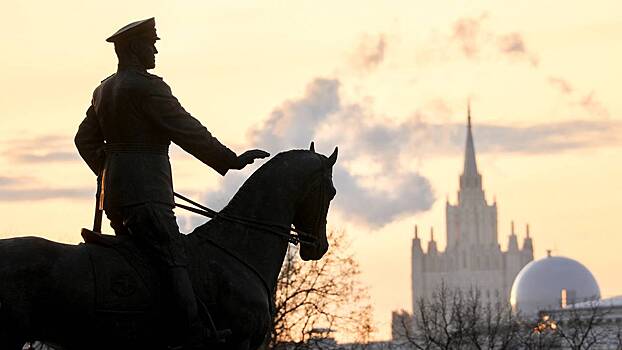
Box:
410;107;534;316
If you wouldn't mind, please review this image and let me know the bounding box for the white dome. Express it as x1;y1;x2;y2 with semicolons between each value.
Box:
510;255;600;315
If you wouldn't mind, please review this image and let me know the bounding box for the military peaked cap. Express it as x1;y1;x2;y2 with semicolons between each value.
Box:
106;17;160;43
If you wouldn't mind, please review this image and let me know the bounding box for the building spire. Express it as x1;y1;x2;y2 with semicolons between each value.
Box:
463;101;478;178
468;99;472;128
522;224;534;253
427;227;438;254
412;224;423;253
459;100;483;195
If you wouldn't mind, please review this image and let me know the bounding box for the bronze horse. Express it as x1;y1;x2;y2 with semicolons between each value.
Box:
0;146;337;350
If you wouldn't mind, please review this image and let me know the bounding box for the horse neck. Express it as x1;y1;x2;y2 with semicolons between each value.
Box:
198;180;298;293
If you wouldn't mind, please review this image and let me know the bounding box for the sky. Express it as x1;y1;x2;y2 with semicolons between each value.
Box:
1;0;622;341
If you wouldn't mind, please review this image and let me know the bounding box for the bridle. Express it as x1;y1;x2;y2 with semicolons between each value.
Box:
173;157;330;248
294;158;332;248
173;153;332;317
173;158;331;316
174;192;313;246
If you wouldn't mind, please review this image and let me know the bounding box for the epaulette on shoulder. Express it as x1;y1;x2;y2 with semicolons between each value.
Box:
100;73;115;83
137;71;163;80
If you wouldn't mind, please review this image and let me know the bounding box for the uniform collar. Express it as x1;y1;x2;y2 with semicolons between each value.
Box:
117;63;147;73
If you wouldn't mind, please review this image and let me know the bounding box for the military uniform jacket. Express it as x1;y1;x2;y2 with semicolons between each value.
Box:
75;65;239;210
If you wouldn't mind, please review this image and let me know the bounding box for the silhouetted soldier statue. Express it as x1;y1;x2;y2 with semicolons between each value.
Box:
75;18;269;349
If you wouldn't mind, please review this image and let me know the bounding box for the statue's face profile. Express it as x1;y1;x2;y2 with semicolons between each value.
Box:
132;38;158;70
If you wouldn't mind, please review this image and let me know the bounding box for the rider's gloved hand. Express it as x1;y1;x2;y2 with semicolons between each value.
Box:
233;149;270;170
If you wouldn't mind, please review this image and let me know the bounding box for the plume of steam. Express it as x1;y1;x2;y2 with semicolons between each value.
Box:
200;78;436;228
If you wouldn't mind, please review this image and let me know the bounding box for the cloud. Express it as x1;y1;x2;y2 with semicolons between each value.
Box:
497;33;539;67
579;92;610;118
0;80;616;232
0;174;91;202
471;120;621;154
451;15;487;58
333;166;434;225
444;15;608;116
446;14;538;67
13;151;79;162
0;176;22;186
548;77;574;95
249;78;341;151
195;77;621;228
547;77;610;118
0;187;91;201
350;34;387;72
199;78;436;228
1;134;79;163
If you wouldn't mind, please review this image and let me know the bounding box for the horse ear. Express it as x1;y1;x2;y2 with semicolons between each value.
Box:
309;142;315;152
327;146;338;167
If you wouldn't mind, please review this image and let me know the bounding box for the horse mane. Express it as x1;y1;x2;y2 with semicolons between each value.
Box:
187;149;324;237
222;149;324;214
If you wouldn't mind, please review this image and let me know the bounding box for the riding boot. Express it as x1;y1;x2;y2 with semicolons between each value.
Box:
167;266;208;349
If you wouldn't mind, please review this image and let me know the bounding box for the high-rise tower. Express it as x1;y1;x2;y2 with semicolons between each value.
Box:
408;105;534;318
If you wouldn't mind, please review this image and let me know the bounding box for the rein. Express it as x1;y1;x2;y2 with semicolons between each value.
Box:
173;192;283;317
173;192;317;247
172;153;333;320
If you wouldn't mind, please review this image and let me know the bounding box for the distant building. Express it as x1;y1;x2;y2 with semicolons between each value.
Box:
539;296;622;349
511;253;601;316
410;106;534;318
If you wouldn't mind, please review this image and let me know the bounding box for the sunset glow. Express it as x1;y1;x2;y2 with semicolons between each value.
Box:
1;1;621;340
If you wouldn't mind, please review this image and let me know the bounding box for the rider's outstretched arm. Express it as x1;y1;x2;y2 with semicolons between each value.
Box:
141;78;241;175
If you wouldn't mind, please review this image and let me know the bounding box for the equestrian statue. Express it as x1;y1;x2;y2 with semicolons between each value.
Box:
0;17;338;350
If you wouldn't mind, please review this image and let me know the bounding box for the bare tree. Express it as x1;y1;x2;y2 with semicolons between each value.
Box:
614;322;622;350
462;291;522;349
394;283;618;350
515;317;558;350
392;284;463;349
394;284;572;350
543;301;611;350
269;229;373;349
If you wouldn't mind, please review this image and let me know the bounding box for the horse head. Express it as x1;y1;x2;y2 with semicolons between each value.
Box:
212;144;339;261
294;142;338;261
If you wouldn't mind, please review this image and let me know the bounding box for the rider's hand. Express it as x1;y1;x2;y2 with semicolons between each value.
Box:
234;149;270;170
